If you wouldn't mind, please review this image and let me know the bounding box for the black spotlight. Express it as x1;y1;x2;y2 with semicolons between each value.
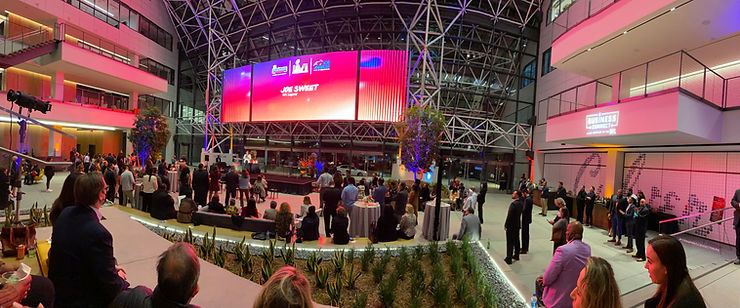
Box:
6;90;52;114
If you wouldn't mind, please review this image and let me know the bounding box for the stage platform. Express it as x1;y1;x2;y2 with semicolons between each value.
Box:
262;173;315;195
35;207;331;308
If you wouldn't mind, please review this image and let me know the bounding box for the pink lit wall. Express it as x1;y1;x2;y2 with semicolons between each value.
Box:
1;91;135;128
551;0;675;65
546;91;679;142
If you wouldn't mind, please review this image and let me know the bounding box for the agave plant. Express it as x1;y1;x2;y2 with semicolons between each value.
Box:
306;249;323;273
42;205;49;227
327;277;343;306
240;253;253;277
315;266;329;289
281;242;296;266
214;246;226;268
344;262;362;289
183;228;195;245
261;240;276;264
351;294;367;308
360;243;375;272
4;202;15;228
332;250;345;274
260;261;274;284
234;237;250;263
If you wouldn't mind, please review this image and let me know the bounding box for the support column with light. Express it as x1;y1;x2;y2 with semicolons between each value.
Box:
51;71;64;101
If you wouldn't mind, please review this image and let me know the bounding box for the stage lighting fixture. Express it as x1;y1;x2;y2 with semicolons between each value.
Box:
6;90;52;114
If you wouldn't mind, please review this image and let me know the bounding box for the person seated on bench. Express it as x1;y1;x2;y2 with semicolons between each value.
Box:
225;199;239;216
263;201;278;220
331;206;350;245
206;195;225;214
299;206;320;241
297;196;311;219
275;202;295;240
241;198;260;219
151;181;176;220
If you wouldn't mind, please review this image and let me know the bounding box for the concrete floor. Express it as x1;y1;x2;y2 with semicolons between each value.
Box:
19;172;740;307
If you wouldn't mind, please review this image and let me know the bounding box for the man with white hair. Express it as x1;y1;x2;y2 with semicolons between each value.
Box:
462;186;477;213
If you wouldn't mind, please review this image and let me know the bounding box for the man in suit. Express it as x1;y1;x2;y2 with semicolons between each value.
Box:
536;222;590;308
622;197;637;254
395;182;409;217
453;207;481;242
192;164;209;207
633;198;651;262
49;173;130;307
322;178;343;237
372;178;388;210
224;166;240;206
477;181;488;223
462;186;477;213
521;189;533;254
504;190;524;264
732;188;740;265
608;189;625;246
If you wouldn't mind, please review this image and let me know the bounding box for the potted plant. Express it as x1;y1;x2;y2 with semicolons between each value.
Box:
1;202;36;257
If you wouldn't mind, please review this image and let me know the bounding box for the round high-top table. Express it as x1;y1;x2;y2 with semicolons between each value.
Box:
422;201;451;240
167;170;179;193
349;201;381;238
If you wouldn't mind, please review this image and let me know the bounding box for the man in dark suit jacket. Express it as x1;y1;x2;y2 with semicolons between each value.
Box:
151;182;176;220
504;190;524;264
477;181;488;224
49;173;130;307
395;183;409;217
521;190;533;254
224;166;240;206
192;164;209;207
322;179;343;237
732;188;740;265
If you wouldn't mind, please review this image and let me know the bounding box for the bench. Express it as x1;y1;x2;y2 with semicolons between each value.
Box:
192;211;275;233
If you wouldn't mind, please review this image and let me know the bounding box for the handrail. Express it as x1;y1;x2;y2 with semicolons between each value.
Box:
665;217;733;237
658;206;734;224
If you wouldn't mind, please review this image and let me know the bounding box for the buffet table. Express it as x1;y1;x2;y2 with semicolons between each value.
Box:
422;201;451;240
349;201;381;238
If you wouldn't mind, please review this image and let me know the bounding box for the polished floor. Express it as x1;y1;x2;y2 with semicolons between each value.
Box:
20;172;740;307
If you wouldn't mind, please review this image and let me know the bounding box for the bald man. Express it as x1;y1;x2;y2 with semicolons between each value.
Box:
111;242;201;307
537;222;591;308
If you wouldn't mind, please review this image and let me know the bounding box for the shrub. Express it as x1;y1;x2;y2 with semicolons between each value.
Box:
371;256;387;284
413;245;424;261
481;285;499;308
454;274;468;301
378;272;398;308
429;273;450;307
428;241;440;264
351;294;367;308
360;243;375;272
315;266;329;289
394;247;409;279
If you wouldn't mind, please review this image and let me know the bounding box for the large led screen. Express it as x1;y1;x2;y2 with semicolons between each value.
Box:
357;50;408;121
221;65;252;123
251;51;359;121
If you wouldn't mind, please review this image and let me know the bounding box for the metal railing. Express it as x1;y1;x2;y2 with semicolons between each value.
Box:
75;87;131;111
0;22;57;56
63;23;134;65
549;0;619;42
657;206;737;259
537;50;740;124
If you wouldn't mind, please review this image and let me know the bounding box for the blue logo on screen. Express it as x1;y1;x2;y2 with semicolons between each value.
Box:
312;59;330;71
271;65;288;76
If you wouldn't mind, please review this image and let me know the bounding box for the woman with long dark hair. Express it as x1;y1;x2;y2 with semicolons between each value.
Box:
208;164;221;202
141;167;158;213
50;172;82;226
179;163;192;199
644;235;706;308
241;198;260;219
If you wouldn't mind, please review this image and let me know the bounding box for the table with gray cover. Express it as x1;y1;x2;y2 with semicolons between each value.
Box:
349;201;381;238
167;170;179;193
422;201;451;240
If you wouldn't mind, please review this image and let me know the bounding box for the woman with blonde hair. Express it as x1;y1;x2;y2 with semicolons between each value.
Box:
275;202;295;239
254;266;313;308
570;256;622;308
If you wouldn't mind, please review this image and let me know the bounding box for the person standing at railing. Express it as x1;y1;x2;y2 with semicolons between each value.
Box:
732;188;740;265
633;199;650;262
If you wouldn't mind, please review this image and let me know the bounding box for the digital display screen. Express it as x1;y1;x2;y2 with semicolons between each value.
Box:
221;50;407;123
221;65;252;123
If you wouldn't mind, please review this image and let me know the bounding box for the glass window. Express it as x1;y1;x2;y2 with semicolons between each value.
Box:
128;10;139;31
542;48;555;76
521;60;536;88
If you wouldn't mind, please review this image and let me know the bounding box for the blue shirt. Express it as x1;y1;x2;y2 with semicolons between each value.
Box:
341;184;359;208
372;185;388;206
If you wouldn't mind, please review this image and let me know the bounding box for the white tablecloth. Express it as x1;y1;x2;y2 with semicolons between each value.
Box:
422;201;451;240
349;201;381;238
134;182;143;211
167;170;179;193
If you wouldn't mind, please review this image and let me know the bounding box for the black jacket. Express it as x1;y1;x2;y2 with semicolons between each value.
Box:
300;215;320;241
224;171;239;191
331;216;350;244
644;278;706;308
208;201;225;214
505;199;523;230
104;169;117;189
557;187;567;199
577;189;586;203
634;205;650;235
477;183;488;203
522;196;533;224
49;205;130;307
322;187;342;215
151;190;176;220
0;171;10;209
376;215;399;242
192;169;209;192
110;286;200;308
395;190;409;215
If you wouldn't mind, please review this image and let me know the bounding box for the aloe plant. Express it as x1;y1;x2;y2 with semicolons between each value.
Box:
351;294;367;308
281;242;295;266
315;266;329;289
261;240;276;264
394;247;409;278
214;246;226;268
234;237;250;263
360;243;375;272
332;250;345;274
327;277;343;306
42;205;49;227
344;262;362;289
240;252;253;277
306;249;323;273
260;261;273;284
183;228;195;245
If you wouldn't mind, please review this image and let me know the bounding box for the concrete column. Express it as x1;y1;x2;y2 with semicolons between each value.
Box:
51;71;64;101
130;91;138;110
603;150;625;198
132;54;140;67
49;129;62;157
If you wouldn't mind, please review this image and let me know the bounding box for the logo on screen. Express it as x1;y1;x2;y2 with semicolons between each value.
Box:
271;65;288;76
586;111;619;135
292;59;309;74
312;59;330;71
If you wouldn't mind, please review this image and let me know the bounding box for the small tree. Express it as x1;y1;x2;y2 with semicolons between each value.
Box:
395;104;445;176
129;107;170;160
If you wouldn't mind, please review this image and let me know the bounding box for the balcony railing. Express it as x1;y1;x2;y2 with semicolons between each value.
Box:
537;50;740;125
75;87;131;111
0;21;57;56
63;23;134;65
549;0;620;42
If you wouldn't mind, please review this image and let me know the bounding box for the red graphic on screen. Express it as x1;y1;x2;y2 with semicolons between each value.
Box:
221;65;251;123
251;51;358;121
358;50;408;122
